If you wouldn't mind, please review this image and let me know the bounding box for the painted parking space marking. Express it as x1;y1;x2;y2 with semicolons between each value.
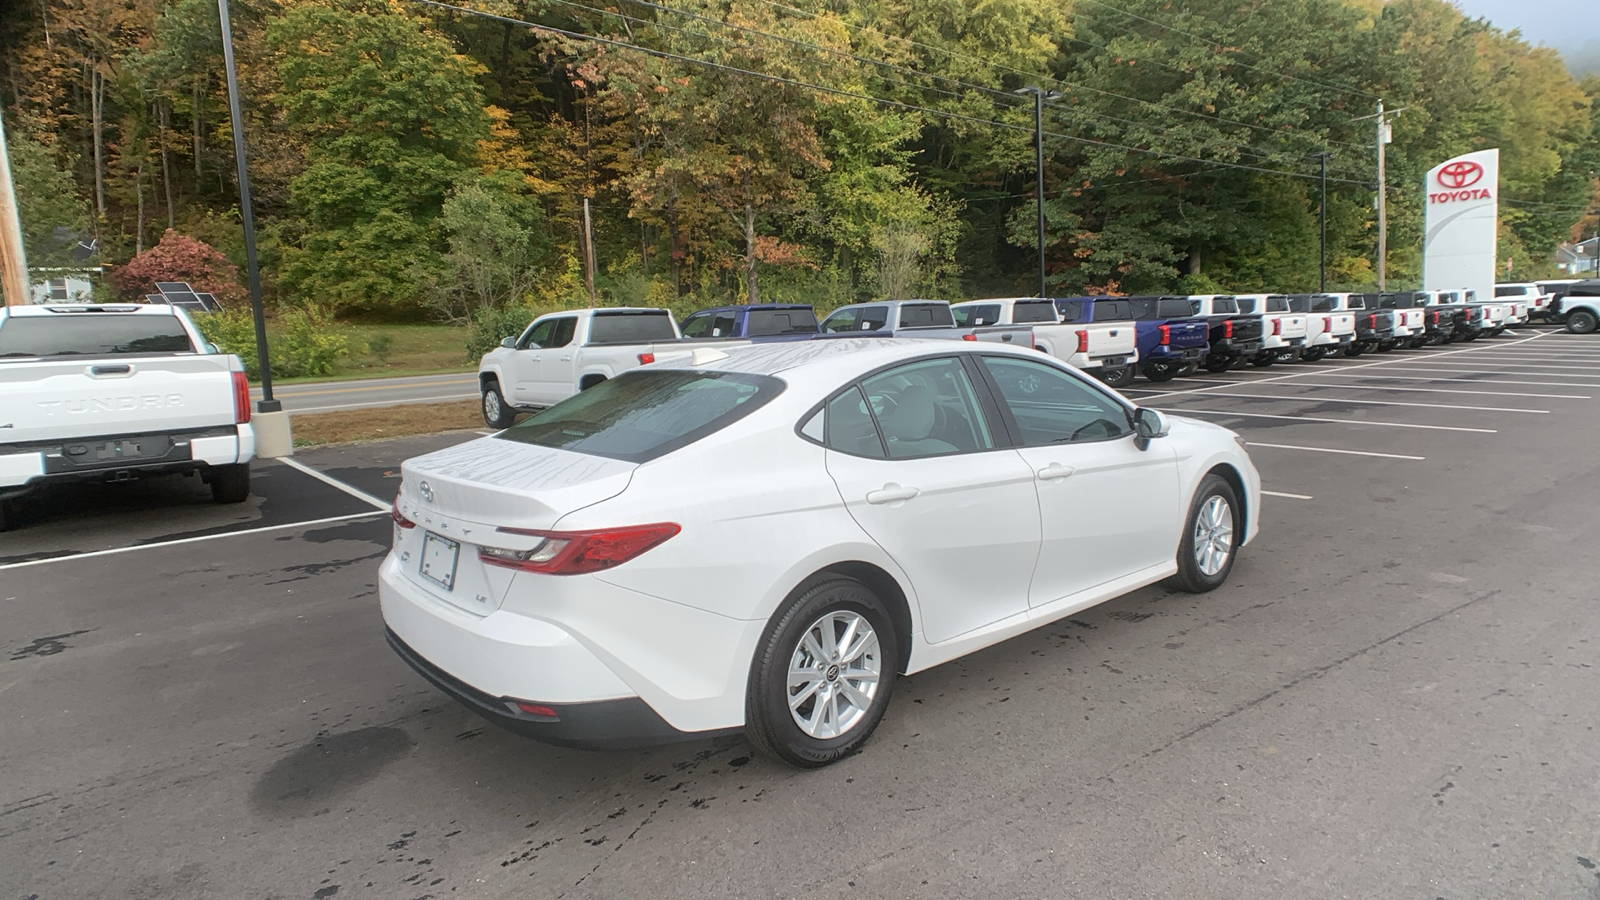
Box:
1157;408;1497;433
1160;391;1547;414
1299;372;1600;389
1261;490;1314;500
1245;442;1425;460
280;458;390;510
1234;382;1583;400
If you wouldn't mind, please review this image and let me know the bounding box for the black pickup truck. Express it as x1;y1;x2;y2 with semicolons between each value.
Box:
1187;295;1266;372
1341;294;1396;357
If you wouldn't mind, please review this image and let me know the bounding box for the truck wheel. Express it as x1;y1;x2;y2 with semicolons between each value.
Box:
1301;347;1326;362
1142;361;1177;382
481;379;517;428
1248;353;1274;368
745;577;899;768
1566;310;1598;335
1176;362;1198;377
0;498;16;532
1171;474;1240;593
209;464;251;504
1460;331;1478;342
1098;366;1135;389
1204;355;1235;374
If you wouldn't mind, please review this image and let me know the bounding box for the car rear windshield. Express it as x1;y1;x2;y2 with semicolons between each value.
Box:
952;304;1001;328
1011;301;1059;324
1124;298;1193;319
1054;299;1085;320
1093;300;1132;321
1308;296;1338;312
1265;296;1290;312
1210;297;1239;314
0;314;194;358
496;370;784;463
898;303;955;328
587;311;678;344
746;308;818;336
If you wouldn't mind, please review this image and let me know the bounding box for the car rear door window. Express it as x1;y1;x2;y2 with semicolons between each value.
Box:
953;304;1002;328
855;358;993;458
498;370;783;463
824;386;885;458
0;315;194;358
979;356;1132;445
547;316;578;347
587;311;677;344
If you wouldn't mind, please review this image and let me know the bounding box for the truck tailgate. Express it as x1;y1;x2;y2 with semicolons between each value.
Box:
1085;323;1136;358
0;356;239;445
1171;321;1209;348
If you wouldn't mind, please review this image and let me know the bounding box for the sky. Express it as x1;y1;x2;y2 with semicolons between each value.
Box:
1448;0;1600;75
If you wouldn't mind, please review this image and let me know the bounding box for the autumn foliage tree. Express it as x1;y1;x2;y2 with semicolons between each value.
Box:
112;230;246;305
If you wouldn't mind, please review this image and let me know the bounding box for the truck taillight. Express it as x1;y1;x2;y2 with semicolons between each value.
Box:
1159;324;1171;345
1368;314;1377;330
1272;318;1282;336
481;523;681;576
637;352;655;364
232;371;252;424
1076;329;1089;353
1432;311;1440;324
1223;321;1233;339
1322;316;1331;331
961;333;977;341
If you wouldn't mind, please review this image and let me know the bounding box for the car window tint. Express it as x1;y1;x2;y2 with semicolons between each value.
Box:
1091;300;1128;321
0;315;194;357
1266;297;1290;312
858;357;993;458
824;385;885;458
680;313;713;339
498;371;783;463
1214;297;1239;314
587;312;677;344
1310;296;1337;312
1236;297;1258;313
1157;298;1193;318
747;309;818;336
1288;297;1310;313
1494;286;1514;297
952;304;1001;328
982;356;1132;445
898;304;953;328
518;319;553;349
819;308;857;333
1011;301;1058;324
711;313;737;337
547;317;577;347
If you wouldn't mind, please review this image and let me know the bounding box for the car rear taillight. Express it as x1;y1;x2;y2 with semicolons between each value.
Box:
479;523;681;576
1223;321;1234;339
1272;318;1282;336
961;333;977;342
232;371;252;424
1076;329;1089;353
1159;324;1171;345
392;497;415;529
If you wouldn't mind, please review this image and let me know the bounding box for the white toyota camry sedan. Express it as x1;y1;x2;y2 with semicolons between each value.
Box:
380;339;1259;767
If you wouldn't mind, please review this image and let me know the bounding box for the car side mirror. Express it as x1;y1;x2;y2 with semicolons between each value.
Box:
501;337;516;349
1133;407;1169;450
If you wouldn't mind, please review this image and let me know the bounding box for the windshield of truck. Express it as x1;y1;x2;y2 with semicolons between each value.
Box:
899;303;956;328
1011;301;1059;324
0;314;195;358
498;370;784;463
587;311;678;344
746;308;818;336
952;304;1001;328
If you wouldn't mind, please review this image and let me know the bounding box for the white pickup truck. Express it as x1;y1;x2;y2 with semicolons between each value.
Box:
0;304;256;530
949;297;1137;381
1233;295;1309;366
1287;294;1357;361
477;307;749;427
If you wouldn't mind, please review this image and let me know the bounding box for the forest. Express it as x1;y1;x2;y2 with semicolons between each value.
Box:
4;0;1599;334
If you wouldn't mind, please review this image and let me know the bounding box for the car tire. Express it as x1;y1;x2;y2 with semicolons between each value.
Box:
0;497;16;532
209;464;251;504
1142;361;1177;382
1248;353;1274;368
1301;347;1326;362
1204;355;1235;374
745;577;900;768
1344;342;1366;357
1375;341;1395;353
1461;331;1478;342
1098;366;1135;389
1171;474;1241;594
1176;362;1198;377
482;379;517;428
1567;310;1598;335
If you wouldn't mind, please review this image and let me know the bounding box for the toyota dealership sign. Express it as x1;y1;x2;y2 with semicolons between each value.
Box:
1423;148;1499;303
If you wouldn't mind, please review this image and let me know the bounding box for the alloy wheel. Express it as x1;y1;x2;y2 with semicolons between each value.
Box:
787;610;882;740
1193;495;1234;577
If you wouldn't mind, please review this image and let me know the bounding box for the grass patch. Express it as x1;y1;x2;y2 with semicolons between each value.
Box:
291;399;487;447
267;323;474;384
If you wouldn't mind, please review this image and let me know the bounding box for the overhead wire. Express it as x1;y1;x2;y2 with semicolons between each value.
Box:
411;0;1372;186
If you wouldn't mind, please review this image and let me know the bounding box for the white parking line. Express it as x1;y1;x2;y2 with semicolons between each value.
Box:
1261;490;1314;500
1158;408;1497;433
1414;359;1600;370
279;458;391;510
0;511;387;573
1237;382;1584;400
1165;391;1547;414
1369;363;1600;378
1246;442;1424;460
1300;372;1600;389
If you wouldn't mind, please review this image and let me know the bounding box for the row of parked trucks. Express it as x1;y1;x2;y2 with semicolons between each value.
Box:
477;286;1557;423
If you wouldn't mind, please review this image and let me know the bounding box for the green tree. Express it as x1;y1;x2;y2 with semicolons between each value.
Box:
9;134;91;268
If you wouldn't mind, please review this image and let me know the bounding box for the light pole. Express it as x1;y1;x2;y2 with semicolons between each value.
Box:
1015;87;1061;298
1315;151;1330;293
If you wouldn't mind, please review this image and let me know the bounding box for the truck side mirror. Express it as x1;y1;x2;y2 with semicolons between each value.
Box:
501;337;516;349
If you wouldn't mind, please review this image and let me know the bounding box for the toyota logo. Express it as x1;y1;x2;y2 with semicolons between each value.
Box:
419;481;434;503
1437;161;1484;189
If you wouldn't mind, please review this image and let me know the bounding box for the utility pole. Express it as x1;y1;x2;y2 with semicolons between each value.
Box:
1375;100;1389;291
1014;87;1060;298
582;198;597;305
1317;151;1329;293
0;104;30;307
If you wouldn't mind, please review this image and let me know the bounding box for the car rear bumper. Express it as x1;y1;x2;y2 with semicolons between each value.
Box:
1311;333;1354;347
1210;339;1261;355
0;425;250;494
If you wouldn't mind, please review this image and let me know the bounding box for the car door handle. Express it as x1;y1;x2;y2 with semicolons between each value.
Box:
559;355;572;361
866;484;920;505
1037;464;1075;481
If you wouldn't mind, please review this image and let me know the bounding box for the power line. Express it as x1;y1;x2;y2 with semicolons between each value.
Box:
411;0;1369;186
1075;0;1387;103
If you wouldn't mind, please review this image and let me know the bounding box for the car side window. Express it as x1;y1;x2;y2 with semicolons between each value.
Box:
854;358;994;459
711;313;737;337
824;386;885;458
517;319;554;350
820;309;857;334
980;356;1133;445
547;317;577;348
680;313;713;339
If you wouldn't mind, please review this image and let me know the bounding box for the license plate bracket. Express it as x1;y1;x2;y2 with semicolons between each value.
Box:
419;532;461;591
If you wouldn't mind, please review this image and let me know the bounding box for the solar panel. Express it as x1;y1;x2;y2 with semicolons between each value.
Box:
145;294;170;304
154;281;192;293
195;292;221;311
162;290;202;307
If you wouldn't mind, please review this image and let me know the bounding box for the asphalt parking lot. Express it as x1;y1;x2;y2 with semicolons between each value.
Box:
5;327;1600;900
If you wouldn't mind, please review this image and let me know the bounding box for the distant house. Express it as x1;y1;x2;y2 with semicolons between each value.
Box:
1556;237;1599;276
27;231;102;303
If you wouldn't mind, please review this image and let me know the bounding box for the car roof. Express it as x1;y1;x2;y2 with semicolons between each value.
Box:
690;304;811;313
648;338;1045;383
1;303;177;317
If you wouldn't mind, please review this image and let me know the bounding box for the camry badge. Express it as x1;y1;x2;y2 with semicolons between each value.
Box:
419;481;434;503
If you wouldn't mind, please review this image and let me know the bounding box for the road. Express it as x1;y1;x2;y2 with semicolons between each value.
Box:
5;327;1600;899
250;371;478;414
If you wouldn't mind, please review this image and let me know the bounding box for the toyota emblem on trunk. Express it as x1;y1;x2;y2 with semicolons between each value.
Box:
1437;161;1484;189
419;481;434;503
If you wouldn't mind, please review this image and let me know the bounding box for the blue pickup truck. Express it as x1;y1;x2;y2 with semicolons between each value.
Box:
1090;296;1210;382
679;303;820;341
